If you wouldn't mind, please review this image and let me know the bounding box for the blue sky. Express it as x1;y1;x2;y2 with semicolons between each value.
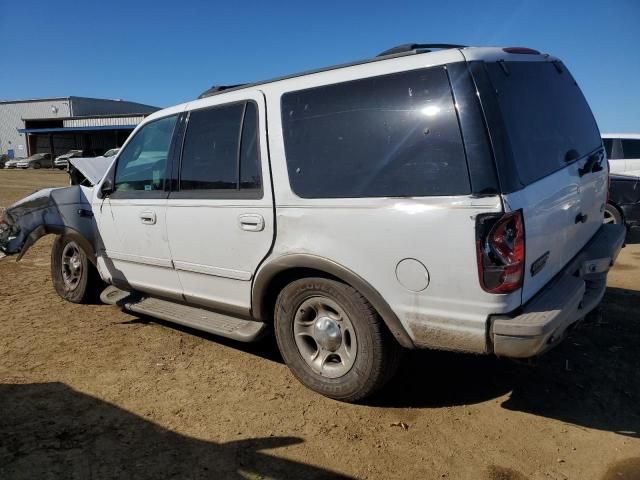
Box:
1;0;638;132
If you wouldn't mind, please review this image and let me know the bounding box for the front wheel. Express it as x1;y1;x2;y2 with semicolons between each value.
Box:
51;235;102;303
31;162;41;169
274;277;402;402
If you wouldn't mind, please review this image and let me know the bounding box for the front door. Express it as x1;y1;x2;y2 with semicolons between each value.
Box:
165;93;274;316
94;114;183;300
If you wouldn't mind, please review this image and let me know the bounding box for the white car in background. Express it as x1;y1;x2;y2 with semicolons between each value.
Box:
54;150;84;169
4;157;24;169
102;148;120;159
602;133;640;177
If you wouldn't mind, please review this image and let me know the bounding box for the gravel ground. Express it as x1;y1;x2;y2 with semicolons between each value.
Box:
0;169;639;480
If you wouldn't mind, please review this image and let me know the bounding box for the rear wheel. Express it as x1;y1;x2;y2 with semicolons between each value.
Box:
604;204;623;225
274;277;402;402
51;235;102;303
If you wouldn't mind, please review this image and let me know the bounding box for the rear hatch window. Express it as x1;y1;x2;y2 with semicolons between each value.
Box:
485;61;601;186
483;59;606;303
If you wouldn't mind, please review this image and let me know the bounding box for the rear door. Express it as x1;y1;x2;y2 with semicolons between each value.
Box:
479;59;606;303
165;92;274;316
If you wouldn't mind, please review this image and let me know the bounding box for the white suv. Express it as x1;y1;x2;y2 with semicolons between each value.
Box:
0;44;626;401
602;133;640;177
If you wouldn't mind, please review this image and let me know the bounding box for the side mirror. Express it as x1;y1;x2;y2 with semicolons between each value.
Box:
100;178;114;197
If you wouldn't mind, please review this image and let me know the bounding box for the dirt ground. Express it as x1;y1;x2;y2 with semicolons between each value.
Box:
0;169;639;480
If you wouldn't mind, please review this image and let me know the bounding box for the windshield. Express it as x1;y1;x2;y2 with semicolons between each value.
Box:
485;60;601;186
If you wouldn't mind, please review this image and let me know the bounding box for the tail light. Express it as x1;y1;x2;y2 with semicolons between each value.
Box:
476;210;525;294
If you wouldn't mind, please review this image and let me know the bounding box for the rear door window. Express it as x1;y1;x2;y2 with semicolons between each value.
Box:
485;61;601;186
178;101;262;197
180;103;244;191
281;67;469;198
622;139;640;159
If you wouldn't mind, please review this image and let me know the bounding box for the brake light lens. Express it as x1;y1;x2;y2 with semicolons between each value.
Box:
476;210;525;294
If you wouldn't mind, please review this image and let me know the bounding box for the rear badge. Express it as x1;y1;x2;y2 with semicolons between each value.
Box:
531;251;550;277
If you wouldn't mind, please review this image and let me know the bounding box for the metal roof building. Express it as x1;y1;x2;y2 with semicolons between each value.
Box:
0;96;159;159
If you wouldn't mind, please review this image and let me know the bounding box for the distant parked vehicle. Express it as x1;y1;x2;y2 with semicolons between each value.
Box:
4;157;23;169
16;153;53;169
603;134;640;177
54;150;84;170
606;174;640;229
0;154;9;169
103;148;120;158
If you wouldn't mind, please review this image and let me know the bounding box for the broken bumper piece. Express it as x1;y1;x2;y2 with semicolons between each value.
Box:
0;186;97;261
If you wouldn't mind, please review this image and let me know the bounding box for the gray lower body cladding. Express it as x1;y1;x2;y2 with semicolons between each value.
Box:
490;223;626;358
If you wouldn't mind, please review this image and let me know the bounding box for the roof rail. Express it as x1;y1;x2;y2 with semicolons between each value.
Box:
198;84;246;99
376;43;467;57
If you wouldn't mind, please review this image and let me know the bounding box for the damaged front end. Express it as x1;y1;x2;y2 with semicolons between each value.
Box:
0;186;98;262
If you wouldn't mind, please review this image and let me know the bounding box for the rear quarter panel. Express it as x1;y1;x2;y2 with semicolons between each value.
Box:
260;53;520;353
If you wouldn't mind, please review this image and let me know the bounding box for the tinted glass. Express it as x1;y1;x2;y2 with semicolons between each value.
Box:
180;103;244;190
114;115;177;191
603;139;614;158
622;139;640;159
239;102;261;190
486;61;601;186
281;67;469;198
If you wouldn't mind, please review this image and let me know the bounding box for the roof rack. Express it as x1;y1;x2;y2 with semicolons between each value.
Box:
198;84;246;99
194;44;469;100
376;43;467;57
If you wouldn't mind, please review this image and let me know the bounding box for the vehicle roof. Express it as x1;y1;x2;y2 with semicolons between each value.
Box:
602;133;640;139
143;45;557;125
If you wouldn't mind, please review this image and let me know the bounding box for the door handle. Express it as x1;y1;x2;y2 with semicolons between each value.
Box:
239;214;265;232
140;210;157;225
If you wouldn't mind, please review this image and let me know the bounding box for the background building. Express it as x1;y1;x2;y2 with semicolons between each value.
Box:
0;97;159;159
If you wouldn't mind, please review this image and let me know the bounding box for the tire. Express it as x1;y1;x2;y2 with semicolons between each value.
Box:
604;204;623;225
32;162;41;169
51;235;102;303
274;277;402;402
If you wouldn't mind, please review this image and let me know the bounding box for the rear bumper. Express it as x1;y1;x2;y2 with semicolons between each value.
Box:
490;223;626;358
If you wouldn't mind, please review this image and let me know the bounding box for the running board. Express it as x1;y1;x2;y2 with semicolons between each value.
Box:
101;286;266;342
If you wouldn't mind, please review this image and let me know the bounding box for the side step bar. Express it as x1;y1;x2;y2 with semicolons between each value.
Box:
100;286;267;342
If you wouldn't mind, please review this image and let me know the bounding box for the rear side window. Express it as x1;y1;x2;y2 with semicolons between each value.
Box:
603;139;614;158
179;101;262;196
485;61;601;186
281;67;469;198
622;139;640;159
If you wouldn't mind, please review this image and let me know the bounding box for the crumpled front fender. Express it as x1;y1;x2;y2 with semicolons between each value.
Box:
0;185;99;262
